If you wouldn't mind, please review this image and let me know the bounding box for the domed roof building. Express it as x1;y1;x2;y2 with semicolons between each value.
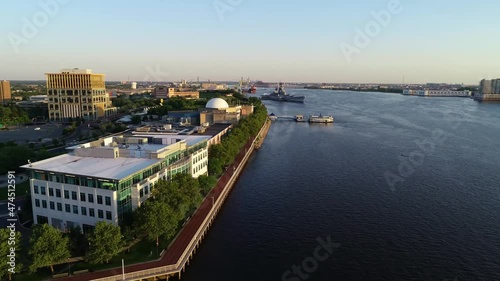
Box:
199;97;253;126
205;98;229;110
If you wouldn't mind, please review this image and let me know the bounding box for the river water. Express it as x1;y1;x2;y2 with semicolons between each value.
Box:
183;89;500;281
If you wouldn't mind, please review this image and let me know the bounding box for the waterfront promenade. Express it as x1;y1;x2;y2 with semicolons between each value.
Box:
55;120;270;281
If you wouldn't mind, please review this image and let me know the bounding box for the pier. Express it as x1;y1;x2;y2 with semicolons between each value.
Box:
56;121;270;281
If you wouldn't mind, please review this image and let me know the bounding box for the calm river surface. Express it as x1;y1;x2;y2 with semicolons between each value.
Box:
183;89;500;281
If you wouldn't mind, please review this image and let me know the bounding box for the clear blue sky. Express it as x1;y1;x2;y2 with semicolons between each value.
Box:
1;0;499;84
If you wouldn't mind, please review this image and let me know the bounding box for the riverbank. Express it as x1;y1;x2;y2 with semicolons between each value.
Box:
55;120;270;281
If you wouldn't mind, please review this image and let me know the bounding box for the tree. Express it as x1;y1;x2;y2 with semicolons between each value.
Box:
0;229;22;280
86;222;123;264
136;199;178;243
198;175;217;196
131;115;142;124
29;224;70;273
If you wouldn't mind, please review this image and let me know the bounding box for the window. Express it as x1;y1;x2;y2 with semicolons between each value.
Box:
50;201;55;210
80;192;86;202
88;194;94;203
105;196;111;206
140;189;144;198
41;186;46;195
72;191;77;200
34;185;39;194
73;205;78;214
106;211;112;220
42;200;47;209
81;207;87;216
57;203;62;211
64;190;69;199
89;208;95;217
56;189;61;198
145;186;149;195
65;204;71;213
97;195;103;205
98;210;104;219
49;188;54;197
35;199;40;207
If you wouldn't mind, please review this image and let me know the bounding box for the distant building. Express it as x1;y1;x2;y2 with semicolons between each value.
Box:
201;83;228;91
46;68;118;121
199;98;253;126
131;82;137;90
154;86;199;100
22;134;209;232
402;89;471;97
0;80;11;103
476;79;500;101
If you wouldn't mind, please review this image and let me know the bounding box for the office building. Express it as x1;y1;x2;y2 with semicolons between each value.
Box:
0;80;11;103
154;86;199;100
46;68;117;121
22;134;209;232
476;79;500;101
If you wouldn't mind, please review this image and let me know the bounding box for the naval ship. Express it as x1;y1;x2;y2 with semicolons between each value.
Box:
260;83;305;103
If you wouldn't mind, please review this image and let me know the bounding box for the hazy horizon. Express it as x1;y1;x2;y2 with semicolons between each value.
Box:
1;0;499;84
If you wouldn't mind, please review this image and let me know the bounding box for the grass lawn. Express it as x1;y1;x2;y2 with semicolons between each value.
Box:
0;180;30;201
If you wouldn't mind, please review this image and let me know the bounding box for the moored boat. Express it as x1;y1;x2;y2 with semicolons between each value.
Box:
309;114;334;123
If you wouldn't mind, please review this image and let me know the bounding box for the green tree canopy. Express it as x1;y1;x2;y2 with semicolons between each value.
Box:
86;222;123;264
0;228;22;279
29;224;70;273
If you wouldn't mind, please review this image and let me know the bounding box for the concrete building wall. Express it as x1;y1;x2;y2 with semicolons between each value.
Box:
30;179;118;231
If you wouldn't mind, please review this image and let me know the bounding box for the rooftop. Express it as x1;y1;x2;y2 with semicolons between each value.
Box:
21;154;161;180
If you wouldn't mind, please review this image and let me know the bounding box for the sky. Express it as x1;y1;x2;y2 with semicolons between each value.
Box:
1;0;500;84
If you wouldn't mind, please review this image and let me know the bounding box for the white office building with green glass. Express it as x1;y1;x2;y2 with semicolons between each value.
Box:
21;134;209;233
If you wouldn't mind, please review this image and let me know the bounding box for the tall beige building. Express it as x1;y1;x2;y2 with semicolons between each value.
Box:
46;69;117;121
0;80;11;103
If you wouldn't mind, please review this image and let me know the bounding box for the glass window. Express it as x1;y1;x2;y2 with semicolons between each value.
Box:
42;200;47;209
106;211;112;220
56;189;61;198
72;191;77;200
97;195;103;204
98;210;104;219
89;208;95;217
145;186;149;195
81;207;87;216
80;192;86;202
35;199;40;207
88;194;94;203
49;188;54;197
49;201;55;210
34;185;39;194
64;190;69;199
105;196;111;206
65;204;71;213
41;186;46;195
57;202;62;211
73;205;78;214
140;189;144;198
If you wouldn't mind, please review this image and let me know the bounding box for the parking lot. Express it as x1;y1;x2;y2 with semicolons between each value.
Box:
0;124;64;144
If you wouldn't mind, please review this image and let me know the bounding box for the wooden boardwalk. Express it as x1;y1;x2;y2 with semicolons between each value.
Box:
55;122;268;281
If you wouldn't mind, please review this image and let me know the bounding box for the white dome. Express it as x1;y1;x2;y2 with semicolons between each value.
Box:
206;98;229;109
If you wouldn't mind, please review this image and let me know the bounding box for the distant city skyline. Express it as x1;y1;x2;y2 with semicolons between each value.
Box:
1;0;500;84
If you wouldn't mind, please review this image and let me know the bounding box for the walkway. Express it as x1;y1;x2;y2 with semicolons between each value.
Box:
57;135;259;281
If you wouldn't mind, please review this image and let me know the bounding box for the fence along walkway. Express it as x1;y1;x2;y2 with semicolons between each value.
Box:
57;126;265;281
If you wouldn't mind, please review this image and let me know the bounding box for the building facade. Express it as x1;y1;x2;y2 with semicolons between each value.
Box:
46;68;117;121
22;134;209;232
476;79;500;101
154;87;199;99
0;80;11;103
402;89;471;97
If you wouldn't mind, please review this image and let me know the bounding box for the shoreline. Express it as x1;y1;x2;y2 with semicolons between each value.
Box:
56;120;271;281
